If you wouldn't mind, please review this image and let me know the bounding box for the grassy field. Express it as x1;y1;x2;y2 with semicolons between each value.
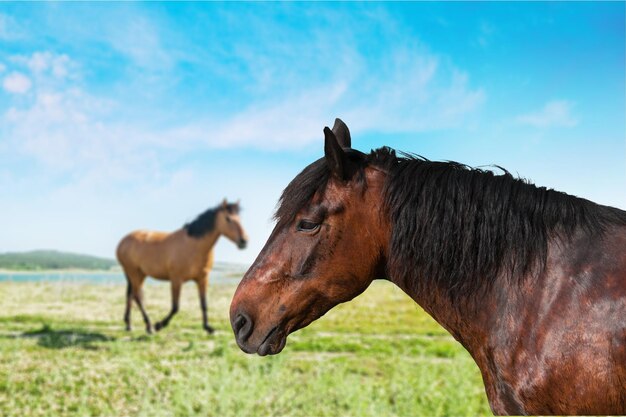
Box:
0;280;491;416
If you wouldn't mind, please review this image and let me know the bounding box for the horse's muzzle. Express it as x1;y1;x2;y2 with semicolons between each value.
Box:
237;239;247;249
231;310;286;356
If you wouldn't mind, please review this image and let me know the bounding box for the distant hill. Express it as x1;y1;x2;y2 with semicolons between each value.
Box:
0;250;118;271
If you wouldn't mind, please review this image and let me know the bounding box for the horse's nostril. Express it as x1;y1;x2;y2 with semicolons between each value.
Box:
233;312;253;342
234;314;246;330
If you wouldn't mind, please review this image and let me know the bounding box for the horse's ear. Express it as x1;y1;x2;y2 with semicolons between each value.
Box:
222;198;228;208
331;118;351;148
324;126;346;180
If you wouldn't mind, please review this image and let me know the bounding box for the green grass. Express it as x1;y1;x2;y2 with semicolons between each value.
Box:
0;280;491;416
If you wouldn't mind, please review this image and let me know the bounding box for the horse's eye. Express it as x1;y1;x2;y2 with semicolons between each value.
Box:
226;217;232;223
297;220;320;232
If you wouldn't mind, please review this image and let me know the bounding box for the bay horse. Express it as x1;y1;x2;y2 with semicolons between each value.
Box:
230;119;626;415
117;200;248;334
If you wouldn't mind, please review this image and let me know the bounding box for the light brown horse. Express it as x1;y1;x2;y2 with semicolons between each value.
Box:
230;119;626;415
117;200;248;334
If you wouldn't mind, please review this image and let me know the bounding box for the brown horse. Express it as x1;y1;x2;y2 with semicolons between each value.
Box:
118;200;248;334
230;119;626;415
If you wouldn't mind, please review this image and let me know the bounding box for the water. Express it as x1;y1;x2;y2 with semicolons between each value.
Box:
0;263;248;285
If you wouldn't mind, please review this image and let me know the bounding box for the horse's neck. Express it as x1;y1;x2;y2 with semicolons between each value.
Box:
389;276;492;350
387;234;573;360
189;229;220;252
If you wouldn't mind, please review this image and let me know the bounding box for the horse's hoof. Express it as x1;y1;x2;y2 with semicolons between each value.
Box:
125;326;131;332
155;322;163;332
204;325;215;334
146;326;153;334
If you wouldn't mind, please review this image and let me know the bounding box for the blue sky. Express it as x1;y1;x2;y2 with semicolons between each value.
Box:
0;2;624;264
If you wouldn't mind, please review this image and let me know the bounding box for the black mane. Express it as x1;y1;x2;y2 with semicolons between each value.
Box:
275;146;626;297
184;203;240;238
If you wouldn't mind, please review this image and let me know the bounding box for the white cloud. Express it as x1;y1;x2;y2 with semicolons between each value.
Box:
169;82;349;150
27;52;73;78
142;7;485;150
2;47;484;191
3;87;155;182
2;72;32;94
476;21;495;48
516;100;578;128
161;47;484;150
0;51;140;181
0;12;25;40
1;9;486;184
105;15;173;71
345;66;485;135
10;51;78;80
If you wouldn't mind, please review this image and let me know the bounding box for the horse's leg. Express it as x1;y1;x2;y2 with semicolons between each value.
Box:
131;278;152;334
124;277;132;331
197;276;214;334
155;280;181;332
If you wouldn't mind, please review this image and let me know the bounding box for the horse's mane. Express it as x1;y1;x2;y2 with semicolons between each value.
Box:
275;146;626;298
379;148;626;298
184;203;240;238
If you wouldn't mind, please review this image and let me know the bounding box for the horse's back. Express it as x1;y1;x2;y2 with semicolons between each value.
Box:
116;230;172;277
